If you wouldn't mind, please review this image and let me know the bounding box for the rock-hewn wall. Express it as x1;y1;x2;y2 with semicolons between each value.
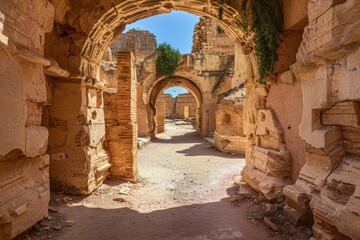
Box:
282;1;360;239
0;1;53;239
266;77;305;182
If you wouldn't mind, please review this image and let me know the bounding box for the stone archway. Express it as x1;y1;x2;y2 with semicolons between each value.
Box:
147;77;204;136
78;1;256;81
42;0;260;199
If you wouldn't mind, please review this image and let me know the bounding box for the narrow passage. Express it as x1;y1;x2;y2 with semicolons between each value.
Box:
54;122;271;240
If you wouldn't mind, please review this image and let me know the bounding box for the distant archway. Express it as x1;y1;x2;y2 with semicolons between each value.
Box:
147;77;203;135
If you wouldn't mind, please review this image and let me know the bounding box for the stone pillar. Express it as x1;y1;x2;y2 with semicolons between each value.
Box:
201;93;211;136
156;101;165;133
46;79;110;195
137;84;149;136
105;51;138;182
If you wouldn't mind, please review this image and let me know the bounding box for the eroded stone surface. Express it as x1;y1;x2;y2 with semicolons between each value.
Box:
1;0;360;239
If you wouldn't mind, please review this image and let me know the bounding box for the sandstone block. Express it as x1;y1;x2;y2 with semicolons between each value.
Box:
278;70;295;85
88;125;105;148
23;64;47;103
25;101;42;126
25;126;48;157
322;101;360;127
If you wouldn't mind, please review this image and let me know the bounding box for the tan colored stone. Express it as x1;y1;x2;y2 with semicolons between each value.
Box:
278;70;295;85
156;101;165;133
322;101;360;127
25;126;49;158
283;0;308;29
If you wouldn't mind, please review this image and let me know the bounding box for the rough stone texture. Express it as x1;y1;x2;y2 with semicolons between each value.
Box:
283;1;360;238
283;0;308;29
0;154;50;239
111;30;156;63
156;101;165;133
157;93;174;118
266;79;305;182
215;89;247;155
0;1;53;238
104;51;138;182
242;107;292;201
46;81;110;195
137;84;150;137
1;0;360;239
174;93;197;119
192;17;235;55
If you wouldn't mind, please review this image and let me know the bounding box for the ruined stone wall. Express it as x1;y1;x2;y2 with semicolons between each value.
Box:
215;89;247;155
46;80;109;194
111;30;156;63
240;0;307;202
157;93;174;118
0;1;54;239
282;1;360;238
192;17;235;55
174;93;197;119
266;78;305;181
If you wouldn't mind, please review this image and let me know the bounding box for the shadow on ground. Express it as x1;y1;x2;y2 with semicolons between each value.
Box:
55;197;271;240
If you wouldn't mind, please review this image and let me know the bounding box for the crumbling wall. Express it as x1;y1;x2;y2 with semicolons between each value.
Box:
0;1;54;239
215;89;247;155
108;30;156;137
174;93;197;119
242;82;292;201
192;17;235;55
282;1;360;239
111;29;156;63
45;79;110;195
240;0;307;202
157;93;174;118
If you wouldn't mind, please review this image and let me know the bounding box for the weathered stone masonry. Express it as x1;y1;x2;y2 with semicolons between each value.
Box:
0;1;53;239
1;0;360;239
104;51;138;182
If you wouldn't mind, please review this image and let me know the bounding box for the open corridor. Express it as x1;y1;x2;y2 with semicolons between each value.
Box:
43;123;271;240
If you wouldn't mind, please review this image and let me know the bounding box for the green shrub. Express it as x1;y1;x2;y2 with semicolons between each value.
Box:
241;0;283;84
156;43;181;80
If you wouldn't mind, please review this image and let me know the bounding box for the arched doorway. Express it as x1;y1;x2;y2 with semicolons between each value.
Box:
149;79;203;136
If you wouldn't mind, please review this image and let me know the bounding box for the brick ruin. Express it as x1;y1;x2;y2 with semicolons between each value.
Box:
158;93;197;119
1;0;360;239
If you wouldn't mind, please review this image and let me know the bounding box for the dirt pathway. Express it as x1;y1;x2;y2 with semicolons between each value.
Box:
51;123;272;240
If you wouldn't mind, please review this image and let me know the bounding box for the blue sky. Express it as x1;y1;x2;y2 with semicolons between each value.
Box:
125;10;198;97
125;10;199;54
163;87;189;97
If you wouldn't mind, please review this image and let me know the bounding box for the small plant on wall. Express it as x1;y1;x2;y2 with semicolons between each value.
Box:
156;43;181;80
240;0;283;84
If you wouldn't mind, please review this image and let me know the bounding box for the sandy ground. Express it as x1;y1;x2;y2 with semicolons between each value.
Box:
23;123;281;240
